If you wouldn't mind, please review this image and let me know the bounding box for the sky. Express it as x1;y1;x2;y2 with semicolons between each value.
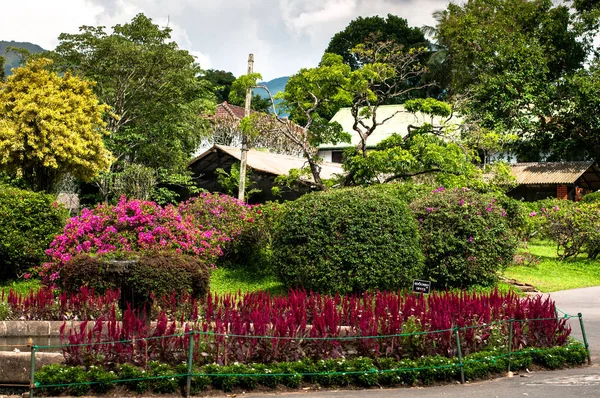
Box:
0;0;451;81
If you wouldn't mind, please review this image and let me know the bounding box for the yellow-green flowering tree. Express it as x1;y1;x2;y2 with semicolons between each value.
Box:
0;58;112;192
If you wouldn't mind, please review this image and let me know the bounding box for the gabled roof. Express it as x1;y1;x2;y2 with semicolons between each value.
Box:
214;102;251;120
318;104;462;150
189;145;344;180
511;161;598;185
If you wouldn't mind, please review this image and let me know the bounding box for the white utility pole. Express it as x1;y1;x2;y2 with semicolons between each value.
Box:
238;53;254;201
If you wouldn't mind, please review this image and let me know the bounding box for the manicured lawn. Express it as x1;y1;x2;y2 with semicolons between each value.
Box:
0;270;515;299
503;240;600;292
209;267;285;295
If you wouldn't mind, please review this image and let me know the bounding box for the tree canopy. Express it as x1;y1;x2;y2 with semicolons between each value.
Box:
201;69;271;112
325;14;428;70
50;13;214;172
436;0;598;161
0;58;112;192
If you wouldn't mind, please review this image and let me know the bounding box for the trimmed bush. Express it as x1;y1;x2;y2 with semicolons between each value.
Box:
58;253;210;307
271;187;423;294
0;186;68;279
581;191;600;203
410;188;517;289
126;253;210;302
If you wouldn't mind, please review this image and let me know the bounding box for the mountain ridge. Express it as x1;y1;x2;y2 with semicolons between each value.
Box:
1;40;46;77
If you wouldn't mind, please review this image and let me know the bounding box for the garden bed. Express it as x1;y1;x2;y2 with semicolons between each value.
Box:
32;343;589;395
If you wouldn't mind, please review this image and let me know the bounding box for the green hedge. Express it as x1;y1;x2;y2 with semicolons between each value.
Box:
59;253;210;306
410;188;517;289
581;191;600;203
35;343;588;395
0;186;68;280
271;187;423;294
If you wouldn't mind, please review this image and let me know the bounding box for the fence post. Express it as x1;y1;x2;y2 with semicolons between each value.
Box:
578;313;592;365
454;327;465;384
28;338;35;398
186;330;195;398
507;318;514;373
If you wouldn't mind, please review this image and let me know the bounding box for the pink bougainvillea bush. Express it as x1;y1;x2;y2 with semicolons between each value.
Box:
179;192;270;267
178;192;256;239
38;196;229;285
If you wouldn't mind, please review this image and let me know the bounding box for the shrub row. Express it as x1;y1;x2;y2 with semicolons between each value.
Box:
272;186;518;292
35;343;588;396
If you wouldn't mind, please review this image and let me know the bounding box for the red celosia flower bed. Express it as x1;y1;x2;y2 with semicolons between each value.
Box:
54;289;570;367
2;286;119;320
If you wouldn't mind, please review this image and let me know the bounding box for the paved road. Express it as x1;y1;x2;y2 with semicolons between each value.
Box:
550;286;600;360
244;287;600;398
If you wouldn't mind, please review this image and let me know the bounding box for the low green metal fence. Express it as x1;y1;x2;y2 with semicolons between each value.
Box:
26;311;591;398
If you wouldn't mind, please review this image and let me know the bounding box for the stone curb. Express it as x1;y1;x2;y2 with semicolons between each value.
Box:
0;351;63;384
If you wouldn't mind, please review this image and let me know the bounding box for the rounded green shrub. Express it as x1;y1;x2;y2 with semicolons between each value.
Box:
58;253;210;306
127;253;211;302
410;187;516;289
581;191;600;203
271;187;423;294
0;186;68;279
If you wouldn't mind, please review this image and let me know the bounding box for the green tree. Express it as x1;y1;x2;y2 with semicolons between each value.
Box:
343;98;478;186
0;58;112;192
547;60;600;160
325;14;428;70
202;69;236;103
50;13;214;173
436;0;595;160
228;61;351;190
201;68;273;113
235;39;431;189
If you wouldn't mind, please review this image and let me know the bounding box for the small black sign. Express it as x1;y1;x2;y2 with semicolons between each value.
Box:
412;279;431;294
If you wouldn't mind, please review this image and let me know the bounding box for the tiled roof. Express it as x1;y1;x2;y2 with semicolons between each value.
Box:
189;145;344;180
511;161;596;185
214;102;250;119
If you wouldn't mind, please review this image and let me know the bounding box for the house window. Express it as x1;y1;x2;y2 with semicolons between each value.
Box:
331;151;343;163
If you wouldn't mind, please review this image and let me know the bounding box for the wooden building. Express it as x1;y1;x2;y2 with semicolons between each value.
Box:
188;145;344;203
507;161;600;201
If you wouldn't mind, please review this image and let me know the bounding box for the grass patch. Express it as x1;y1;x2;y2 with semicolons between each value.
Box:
503;240;600;292
1;269;286;298
0;278;41;298
209;267;285;295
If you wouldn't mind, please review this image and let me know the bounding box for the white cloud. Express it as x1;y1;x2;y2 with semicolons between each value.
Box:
1;0;451;80
0;0;104;50
280;0;357;36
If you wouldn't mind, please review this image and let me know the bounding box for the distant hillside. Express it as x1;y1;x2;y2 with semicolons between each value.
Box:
255;76;289;99
253;76;289;115
1;40;45;77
